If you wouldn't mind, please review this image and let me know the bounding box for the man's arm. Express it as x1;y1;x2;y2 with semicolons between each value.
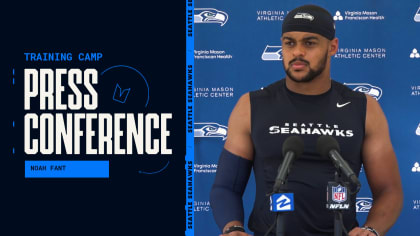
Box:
210;93;254;236
349;95;403;236
224;93;254;160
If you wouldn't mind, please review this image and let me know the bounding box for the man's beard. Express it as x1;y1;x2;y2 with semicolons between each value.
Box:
284;51;328;83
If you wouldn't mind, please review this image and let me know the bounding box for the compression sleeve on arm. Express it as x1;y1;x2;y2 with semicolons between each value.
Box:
210;148;253;231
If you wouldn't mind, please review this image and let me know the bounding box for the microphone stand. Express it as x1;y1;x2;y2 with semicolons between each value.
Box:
272;180;290;236
328;169;359;236
333;171;344;236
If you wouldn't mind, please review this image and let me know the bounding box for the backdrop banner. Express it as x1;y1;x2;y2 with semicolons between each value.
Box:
194;1;420;235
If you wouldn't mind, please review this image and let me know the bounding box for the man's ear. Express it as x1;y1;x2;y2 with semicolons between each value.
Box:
329;38;339;56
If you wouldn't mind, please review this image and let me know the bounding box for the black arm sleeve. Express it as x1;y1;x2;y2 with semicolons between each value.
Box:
210;148;253;231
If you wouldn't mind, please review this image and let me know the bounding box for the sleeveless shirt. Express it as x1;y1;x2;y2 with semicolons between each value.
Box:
248;79;366;236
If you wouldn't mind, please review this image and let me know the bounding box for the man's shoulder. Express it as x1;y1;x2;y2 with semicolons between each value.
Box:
332;80;366;100
250;79;285;99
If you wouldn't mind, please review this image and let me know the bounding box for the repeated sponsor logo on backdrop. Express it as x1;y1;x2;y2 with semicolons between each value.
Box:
257;10;289;22
344;83;383;100
333;10;385;21
356;197;373;212
411;85;420;96
410;48;420;58
413;200;420;210
195;163;217;174
195;8;228;26
195;87;234;98
412;162;420;172
333;11;344;21
194;122;228;140
194;49;233;60
195;201;211;212
407;48;418;97
262;45;283;61
334;48;386;59
257;8;386;22
195;2;419;234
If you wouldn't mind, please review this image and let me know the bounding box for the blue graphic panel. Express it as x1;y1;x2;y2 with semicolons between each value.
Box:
25;161;109;178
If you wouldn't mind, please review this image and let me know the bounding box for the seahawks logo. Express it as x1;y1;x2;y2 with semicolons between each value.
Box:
262;45;283;61
294;12;315;21
356;197;373;212
344;83;383;100
194;8;228;26
194;122;228;140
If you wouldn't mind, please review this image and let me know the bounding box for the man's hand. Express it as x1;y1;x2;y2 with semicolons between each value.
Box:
349;227;377;236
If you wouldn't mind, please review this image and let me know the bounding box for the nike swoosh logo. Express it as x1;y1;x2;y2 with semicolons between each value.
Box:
337;102;351;108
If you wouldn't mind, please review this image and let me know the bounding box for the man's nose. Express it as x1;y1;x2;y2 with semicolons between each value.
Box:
292;44;306;57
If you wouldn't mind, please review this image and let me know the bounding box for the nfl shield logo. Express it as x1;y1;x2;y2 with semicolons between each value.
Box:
332;185;347;203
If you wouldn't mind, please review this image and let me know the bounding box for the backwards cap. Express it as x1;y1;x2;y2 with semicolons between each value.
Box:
282;5;335;40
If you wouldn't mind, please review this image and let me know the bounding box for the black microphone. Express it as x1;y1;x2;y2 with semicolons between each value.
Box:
273;135;304;192
316;135;361;191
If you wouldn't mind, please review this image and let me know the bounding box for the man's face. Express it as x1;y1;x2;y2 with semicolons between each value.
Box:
281;32;336;83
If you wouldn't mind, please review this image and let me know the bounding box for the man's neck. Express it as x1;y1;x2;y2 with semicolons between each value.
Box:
285;75;332;95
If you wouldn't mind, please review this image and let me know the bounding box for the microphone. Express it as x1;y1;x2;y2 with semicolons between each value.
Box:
273;135;304;192
316;135;361;191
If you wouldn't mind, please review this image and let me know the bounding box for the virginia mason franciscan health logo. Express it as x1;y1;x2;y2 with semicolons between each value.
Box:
410;48;420;58
412;162;420;172
194;163;217;174
333;10;385;21
334;11;344;21
194;8;228;26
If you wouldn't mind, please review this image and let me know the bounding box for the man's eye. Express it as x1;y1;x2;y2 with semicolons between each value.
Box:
285;41;295;46
305;41;316;46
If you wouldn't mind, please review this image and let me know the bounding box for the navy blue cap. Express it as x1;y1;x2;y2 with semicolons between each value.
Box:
282;5;335;40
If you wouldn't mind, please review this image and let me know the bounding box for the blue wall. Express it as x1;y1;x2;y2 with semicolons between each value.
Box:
194;1;420;235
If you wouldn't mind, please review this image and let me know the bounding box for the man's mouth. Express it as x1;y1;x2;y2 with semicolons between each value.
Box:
290;61;308;70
